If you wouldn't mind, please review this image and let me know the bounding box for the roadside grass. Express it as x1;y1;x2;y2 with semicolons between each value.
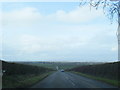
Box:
2;71;54;88
70;71;120;87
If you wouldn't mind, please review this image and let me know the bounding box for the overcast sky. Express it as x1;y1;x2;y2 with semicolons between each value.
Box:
0;2;118;62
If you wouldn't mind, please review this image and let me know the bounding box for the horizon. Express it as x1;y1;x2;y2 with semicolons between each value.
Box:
1;59;118;63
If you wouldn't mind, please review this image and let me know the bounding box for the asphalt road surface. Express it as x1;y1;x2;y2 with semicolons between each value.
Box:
31;71;117;88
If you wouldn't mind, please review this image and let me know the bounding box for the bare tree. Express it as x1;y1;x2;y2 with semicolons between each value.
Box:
79;0;119;36
79;0;119;20
79;0;120;60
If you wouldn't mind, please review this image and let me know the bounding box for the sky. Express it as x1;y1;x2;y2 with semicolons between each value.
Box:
0;2;118;62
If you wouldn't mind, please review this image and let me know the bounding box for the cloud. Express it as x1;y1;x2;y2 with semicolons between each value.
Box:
53;6;104;23
111;46;118;51
2;6;117;54
19;34;89;54
2;6;104;26
2;7;43;26
2;5;117;61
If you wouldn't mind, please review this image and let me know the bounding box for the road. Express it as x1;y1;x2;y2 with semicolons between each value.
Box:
31;71;117;88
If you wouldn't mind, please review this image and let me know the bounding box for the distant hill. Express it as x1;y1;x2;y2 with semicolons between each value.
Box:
14;61;104;70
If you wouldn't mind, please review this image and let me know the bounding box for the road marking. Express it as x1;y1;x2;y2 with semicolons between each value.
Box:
65;76;69;79
71;82;75;86
65;75;75;86
65;73;76;86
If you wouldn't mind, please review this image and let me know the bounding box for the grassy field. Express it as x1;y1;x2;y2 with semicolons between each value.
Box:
71;71;120;87
2;61;53;75
2;60;54;88
17;61;102;70
68;61;119;80
3;71;54;88
68;61;120;87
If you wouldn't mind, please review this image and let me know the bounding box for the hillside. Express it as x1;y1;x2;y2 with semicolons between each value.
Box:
68;61;120;80
2;60;54;88
2;60;53;75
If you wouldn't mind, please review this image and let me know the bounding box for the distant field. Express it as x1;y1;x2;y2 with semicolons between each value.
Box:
17;61;103;70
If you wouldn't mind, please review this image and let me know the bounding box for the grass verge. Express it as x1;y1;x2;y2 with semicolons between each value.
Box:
2;71;54;88
70;71;120;87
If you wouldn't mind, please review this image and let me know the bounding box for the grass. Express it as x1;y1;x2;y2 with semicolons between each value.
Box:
2;71;54;88
71;71;120;87
19;62;97;70
24;63;78;70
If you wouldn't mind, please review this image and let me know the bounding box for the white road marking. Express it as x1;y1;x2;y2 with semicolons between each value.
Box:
64;73;76;86
65;76;69;79
71;82;75;86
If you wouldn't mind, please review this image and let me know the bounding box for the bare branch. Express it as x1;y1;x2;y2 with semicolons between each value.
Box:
79;0;119;22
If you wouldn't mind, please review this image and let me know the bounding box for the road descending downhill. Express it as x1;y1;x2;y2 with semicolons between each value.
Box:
31;71;117;88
